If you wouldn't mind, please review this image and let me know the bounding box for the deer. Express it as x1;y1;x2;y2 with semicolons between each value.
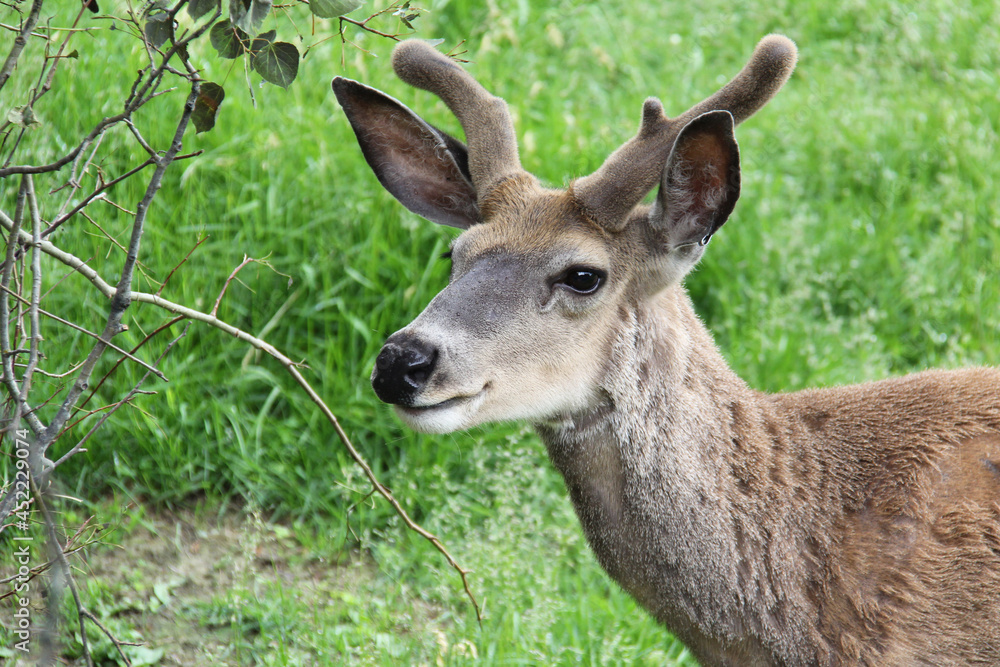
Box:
331;35;1000;666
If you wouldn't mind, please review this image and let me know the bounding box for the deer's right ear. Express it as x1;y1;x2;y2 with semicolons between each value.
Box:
333;77;481;229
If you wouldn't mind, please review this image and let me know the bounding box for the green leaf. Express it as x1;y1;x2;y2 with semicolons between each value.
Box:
143;12;172;48
187;0;218;20
230;0;271;35
251;40;299;88
210;21;248;59
309;0;363;19
192;82;226;134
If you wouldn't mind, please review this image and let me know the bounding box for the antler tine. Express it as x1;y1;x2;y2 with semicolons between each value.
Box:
674;34;798;130
392;41;526;202
570;98;673;229
573;34;798;230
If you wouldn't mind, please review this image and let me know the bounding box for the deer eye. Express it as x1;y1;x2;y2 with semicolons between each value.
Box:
558;267;605;295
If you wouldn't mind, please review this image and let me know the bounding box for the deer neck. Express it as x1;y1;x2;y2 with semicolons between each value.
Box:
535;285;817;661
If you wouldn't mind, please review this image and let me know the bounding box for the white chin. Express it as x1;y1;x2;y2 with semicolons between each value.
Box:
394;398;478;433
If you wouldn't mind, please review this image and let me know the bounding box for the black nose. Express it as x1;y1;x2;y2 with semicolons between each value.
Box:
371;336;438;406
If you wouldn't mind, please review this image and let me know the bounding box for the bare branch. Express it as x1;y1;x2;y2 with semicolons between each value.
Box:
80;210;132;257
20;174;43;398
0;1;486;629
29;2;91;110
0;0;44;91
134;283;484;619
0;207;114;298
40;77;203;448
0;284;169;382
0;111;131;178
0;2;212;179
52;323;189;469
73;315;185;420
13;360;86;379
48;146;197;241
0;177;44;434
0;22;94;38
79;606;141;664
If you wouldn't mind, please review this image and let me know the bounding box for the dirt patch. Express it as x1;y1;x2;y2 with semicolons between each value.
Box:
33;506;380;666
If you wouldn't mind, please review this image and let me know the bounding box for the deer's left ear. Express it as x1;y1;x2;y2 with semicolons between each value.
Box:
650;110;741;250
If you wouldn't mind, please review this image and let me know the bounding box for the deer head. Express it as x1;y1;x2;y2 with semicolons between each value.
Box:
333;36;797;434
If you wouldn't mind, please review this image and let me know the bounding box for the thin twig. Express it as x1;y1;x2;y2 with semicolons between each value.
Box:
80;210;131;256
80;607;142;662
125;118;158;159
0;207;112;297
52;324;189;469
0;284;169;381
339;14;404;42
48;157;156;238
211;255;255;317
56;129;106;221
73;315;184;421
155;236;207;297
0;22;47;39
13;360;86;379
284;360;484;622
61;402;128;435
0;111;131;178
29;1;90;109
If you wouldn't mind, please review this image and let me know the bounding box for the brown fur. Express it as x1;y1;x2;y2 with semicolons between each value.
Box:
540;291;1000;665
335;35;1000;666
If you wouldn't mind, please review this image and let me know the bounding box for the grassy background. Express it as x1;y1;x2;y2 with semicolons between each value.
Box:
1;0;999;664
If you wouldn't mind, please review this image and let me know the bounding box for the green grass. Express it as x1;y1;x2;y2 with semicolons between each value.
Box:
2;0;999;664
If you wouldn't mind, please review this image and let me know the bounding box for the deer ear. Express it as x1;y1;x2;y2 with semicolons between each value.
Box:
333;77;481;229
651;110;741;249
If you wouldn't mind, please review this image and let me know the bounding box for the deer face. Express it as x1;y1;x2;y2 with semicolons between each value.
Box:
333;37;794;432
374;191;624;432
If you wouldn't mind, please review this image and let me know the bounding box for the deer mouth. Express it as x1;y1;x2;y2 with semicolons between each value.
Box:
401;385;488;414
401;394;471;414
394;385;489;432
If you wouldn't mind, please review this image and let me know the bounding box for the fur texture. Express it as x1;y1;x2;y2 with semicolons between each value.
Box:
539;288;1000;665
